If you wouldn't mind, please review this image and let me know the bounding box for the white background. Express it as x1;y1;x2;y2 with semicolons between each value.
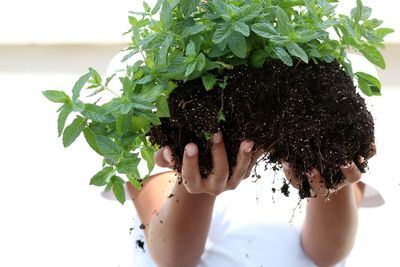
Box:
0;0;399;266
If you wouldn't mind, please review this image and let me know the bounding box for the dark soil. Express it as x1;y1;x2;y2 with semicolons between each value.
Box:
148;60;374;198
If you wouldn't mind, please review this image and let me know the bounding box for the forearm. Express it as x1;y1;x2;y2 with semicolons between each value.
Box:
302;186;358;267
146;182;216;267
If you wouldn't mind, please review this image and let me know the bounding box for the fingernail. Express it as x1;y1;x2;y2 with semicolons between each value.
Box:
213;132;222;144
281;161;290;169
163;148;173;163
185;144;197;157
241;141;254;153
341;161;353;168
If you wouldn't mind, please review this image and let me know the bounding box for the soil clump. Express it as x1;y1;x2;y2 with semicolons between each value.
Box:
149;60;374;198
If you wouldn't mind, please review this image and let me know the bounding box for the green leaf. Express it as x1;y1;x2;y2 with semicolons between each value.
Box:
275;6;291;35
151;0;163;14
196;53;206;71
105;73;116;87
362;18;383;29
186;41;196;57
83;126;102;154
102;98;124;114
167;56;188;73
116;113;132;135
250;49;267;68
228;33;247;59
96;135;123;158
131;101;154;111
251;22;278;39
137;75;155;84
212;25;232;44
161;0;172;30
232;21;250;37
57;104;72;137
89;68;102;84
159;35;174;65
182;24;207;37
121;50;139;62
62;117;86;147
72;73;90;101
43;90;70;104
211;0;231;17
72;99;85;113
131;116;151;131
185;61;197;76
236;4;262;22
355;72;381;96
273;47;293;66
180;0;200;17
359;45;385;69
155;96;170;117
375;28;395;39
89;167;114;186
360;6;372;20
286;43;308;63
127;174;142;190
351;0;371;22
82;104;114;123
202;73;217;91
111;176;126;204
141;146;155;173
357;76;373;96
143;1;151;12
141;84;164;102
117;157;140;174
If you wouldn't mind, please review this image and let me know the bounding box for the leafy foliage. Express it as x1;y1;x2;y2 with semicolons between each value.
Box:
43;0;393;203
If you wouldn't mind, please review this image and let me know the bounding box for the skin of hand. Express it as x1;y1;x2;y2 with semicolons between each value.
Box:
281;146;376;267
156;131;255;195
129;131;255;267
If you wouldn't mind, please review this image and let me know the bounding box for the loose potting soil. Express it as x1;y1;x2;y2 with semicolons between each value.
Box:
149;60;374;198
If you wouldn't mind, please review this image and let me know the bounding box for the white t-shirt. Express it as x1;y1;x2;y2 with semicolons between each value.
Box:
125;167;345;267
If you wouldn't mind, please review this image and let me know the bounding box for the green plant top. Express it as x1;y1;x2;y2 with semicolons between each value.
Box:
43;0;393;203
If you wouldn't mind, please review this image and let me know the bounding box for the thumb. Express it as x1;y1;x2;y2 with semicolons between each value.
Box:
154;146;175;168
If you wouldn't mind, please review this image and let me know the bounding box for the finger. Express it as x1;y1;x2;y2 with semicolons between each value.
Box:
367;143;376;159
228;140;254;189
181;143;203;194
244;149;264;178
306;168;324;197
340;161;362;184
281;161;300;189
154;146;174;168
207;132;230;191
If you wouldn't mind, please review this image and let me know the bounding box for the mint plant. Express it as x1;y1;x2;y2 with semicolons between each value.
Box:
44;0;393;203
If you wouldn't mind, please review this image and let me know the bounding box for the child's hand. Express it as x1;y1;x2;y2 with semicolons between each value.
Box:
154;131;255;196
281;144;376;198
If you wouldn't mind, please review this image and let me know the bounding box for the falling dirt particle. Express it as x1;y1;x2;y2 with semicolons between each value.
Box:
136;239;145;252
280;182;290;197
